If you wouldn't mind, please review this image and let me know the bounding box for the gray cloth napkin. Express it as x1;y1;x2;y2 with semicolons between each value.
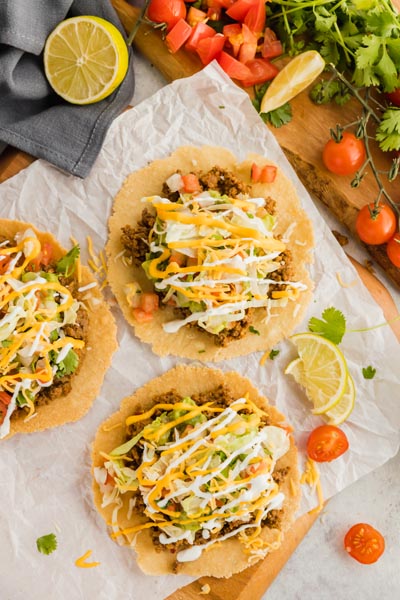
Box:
0;0;135;178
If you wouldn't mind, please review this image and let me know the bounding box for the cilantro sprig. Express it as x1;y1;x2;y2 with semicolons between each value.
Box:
36;533;57;555
268;0;400;93
308;307;346;345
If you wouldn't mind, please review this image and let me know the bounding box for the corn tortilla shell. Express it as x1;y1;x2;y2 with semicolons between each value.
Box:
91;364;301;578
107;146;314;361
2;219;117;440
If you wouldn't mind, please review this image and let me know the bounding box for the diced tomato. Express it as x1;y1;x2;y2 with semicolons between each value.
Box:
251;163;262;182
244;0;266;34
252;163;277;183
261;27;283;58
0;256;11;275
0;392;11;425
223;23;242;37
0;392;11;406
181;173;202;193
226;0;257;21
166;18;192;53
207;6;221;20
260;165;277;183
185;22;216;53
105;472;115;486
238;24;257;63
207;0;235;7
40;242;53;266
217;51;252;80
133;308;154;323
196;33;225;65
28;256;41;272
147;0;187;32
186;256;199;267
223;23;243;57
169;251;186;267
140;292;159;313
240;58;279;87
187;6;207;26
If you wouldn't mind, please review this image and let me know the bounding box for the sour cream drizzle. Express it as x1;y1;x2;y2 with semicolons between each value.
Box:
101;395;291;563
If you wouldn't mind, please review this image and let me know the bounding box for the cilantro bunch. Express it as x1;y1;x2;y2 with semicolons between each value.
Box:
268;0;400;93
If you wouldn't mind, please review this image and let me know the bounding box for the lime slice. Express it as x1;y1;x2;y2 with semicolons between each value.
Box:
325;373;356;425
44;16;129;105
260;50;325;114
285;333;348;414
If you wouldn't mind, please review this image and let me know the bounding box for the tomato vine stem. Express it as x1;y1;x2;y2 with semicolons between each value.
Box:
327;64;400;221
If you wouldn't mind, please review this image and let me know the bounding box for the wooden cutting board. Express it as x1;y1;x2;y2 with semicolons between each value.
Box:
111;0;400;292
0;3;399;598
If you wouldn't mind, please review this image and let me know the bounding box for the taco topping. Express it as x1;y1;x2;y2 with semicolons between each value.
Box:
0;228;88;438
94;386;292;566
120;166;307;345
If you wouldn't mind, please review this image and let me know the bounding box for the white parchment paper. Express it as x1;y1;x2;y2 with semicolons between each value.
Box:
1;63;399;599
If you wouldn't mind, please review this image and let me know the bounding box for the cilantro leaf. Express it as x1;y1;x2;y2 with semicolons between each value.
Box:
362;365;376;379
56;349;79;377
56;245;80;278
310;80;351;106
249;325;260;335
376;108;400;152
261;103;292;128
308;307;346;344
36;533;57;555
269;349;280;360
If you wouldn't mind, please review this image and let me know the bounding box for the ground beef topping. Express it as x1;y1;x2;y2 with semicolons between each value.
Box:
107;386;288;562
120;164;297;346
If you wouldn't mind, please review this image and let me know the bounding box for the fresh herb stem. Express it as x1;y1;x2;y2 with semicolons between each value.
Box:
348;314;400;334
329;65;380;124
127;0;151;46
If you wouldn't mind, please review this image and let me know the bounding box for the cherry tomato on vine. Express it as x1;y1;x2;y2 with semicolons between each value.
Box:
147;0;187;32
306;425;349;463
344;523;385;564
387;232;400;267
322;132;366;176
355;203;397;245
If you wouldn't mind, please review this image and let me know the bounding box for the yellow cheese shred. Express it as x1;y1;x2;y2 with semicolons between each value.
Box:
301;457;325;514
74;549;100;569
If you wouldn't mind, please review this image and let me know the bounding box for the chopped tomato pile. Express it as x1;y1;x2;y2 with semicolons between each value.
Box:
146;0;283;87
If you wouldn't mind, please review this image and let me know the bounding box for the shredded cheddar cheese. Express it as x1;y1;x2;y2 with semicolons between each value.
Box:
0;229;84;438
301;457;325;514
74;549;100;568
124;187;308;337
99;395;291;564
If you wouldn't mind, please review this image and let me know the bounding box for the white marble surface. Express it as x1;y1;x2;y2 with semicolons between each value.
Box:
129;43;400;600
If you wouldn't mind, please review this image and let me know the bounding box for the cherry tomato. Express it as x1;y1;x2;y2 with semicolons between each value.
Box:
147;0;186;32
322;132;366;176
306;425;349;463
386;88;400;107
387;232;400;267
355;203;397;245
344;523;385;564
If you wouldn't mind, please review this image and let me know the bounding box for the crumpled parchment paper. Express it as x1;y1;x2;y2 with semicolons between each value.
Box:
1;63;399;600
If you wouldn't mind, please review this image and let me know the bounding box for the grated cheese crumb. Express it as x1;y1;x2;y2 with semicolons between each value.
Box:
336;272;357;288
199;584;211;595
